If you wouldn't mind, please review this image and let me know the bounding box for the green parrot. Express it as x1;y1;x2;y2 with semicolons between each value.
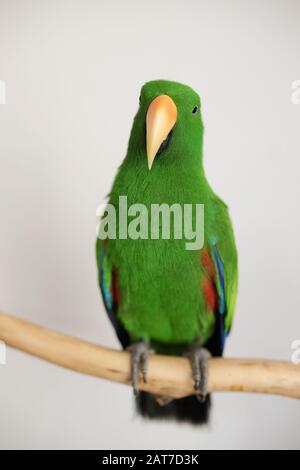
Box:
96;80;238;424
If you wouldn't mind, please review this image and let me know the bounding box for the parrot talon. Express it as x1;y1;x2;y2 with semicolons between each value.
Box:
155;395;173;407
194;379;201;391
127;341;153;394
196;393;206;404
184;344;211;400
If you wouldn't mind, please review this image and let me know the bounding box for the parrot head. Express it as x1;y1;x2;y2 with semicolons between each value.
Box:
127;80;204;172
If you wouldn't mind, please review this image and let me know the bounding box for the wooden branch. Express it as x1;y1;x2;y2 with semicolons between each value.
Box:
0;311;299;399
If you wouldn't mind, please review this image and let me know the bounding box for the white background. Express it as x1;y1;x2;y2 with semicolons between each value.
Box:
0;0;300;450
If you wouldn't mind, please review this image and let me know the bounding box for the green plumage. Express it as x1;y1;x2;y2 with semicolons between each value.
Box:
96;80;238;354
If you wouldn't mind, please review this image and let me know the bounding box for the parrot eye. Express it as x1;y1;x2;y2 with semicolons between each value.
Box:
192;106;198;115
139;94;142;104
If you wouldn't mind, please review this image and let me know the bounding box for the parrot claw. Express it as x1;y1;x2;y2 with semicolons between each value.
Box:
184;343;211;401
155;395;173;407
127;341;153;395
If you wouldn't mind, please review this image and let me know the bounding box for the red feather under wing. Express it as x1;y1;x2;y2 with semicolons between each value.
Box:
201;248;219;313
111;268;121;305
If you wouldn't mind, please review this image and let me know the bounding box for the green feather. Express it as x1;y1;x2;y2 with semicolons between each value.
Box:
96;80;238;353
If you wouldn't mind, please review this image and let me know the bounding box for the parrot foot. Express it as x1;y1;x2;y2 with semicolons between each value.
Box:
127;341;153;395
155;395;173;407
184;344;211;402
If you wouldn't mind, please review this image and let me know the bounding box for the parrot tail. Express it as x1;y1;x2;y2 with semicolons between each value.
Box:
135;392;211;425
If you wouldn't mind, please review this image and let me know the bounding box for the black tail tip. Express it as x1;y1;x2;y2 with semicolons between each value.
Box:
135;392;211;425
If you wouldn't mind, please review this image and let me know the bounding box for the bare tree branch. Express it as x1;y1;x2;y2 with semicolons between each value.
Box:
0;311;299;399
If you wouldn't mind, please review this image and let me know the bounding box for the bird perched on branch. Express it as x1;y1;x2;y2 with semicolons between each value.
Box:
96;80;238;424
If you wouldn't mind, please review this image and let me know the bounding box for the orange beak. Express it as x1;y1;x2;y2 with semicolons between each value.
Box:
146;94;177;170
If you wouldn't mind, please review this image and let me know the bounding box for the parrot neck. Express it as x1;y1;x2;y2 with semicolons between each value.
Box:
114;155;213;207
